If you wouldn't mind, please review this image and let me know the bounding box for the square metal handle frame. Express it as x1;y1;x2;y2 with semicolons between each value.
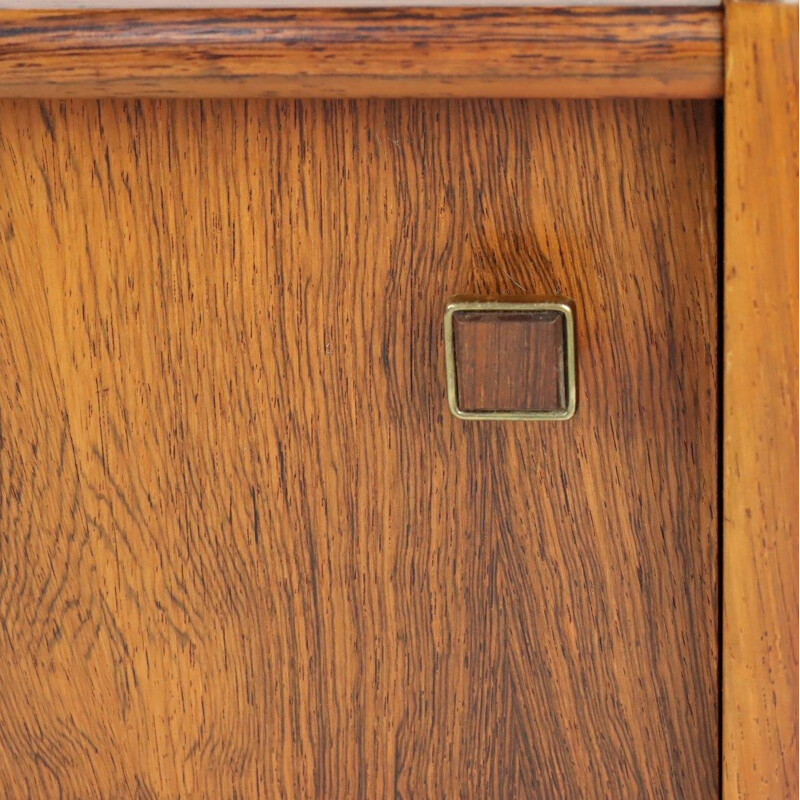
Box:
444;296;577;421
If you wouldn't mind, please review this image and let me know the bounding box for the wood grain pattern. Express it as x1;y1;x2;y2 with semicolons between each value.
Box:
0;7;724;99
723;5;799;798
453;310;567;413
0;0;724;8
0;98;718;797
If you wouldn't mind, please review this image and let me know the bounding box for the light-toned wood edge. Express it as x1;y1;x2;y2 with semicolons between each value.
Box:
723;4;799;798
0;7;723;98
0;0;723;7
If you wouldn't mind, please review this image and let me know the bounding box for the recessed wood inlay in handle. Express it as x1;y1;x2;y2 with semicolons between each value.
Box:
453;310;567;413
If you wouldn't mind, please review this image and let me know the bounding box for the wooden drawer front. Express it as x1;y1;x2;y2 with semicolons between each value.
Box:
0;99;717;798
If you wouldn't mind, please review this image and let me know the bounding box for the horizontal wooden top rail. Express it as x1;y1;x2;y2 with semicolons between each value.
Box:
0;7;723;98
0;0;723;6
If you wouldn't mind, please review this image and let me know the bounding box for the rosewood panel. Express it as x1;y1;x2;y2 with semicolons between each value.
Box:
0;98;718;797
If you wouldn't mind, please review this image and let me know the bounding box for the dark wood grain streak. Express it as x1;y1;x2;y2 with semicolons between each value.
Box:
453;310;567;412
723;4;799;798
0;7;724;98
0;98;718;797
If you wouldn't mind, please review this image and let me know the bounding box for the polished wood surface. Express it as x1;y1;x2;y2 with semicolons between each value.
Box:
0;0;723;7
723;4;799;798
453;310;567;413
0;8;724;99
0;98;718;797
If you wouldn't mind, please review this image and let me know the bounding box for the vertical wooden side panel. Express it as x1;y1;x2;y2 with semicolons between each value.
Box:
724;5;799;798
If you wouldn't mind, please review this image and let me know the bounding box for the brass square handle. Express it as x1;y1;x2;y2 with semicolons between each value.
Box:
444;296;577;421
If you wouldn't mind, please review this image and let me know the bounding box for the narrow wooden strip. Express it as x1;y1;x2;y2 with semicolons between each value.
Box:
0;7;723;98
0;0;724;7
723;4;799;798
